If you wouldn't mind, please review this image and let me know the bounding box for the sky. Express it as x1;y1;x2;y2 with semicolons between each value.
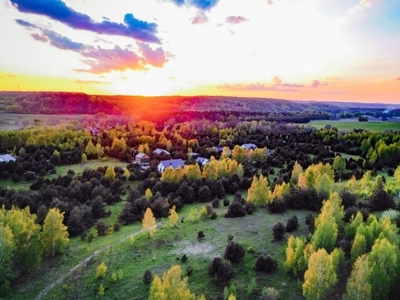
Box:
0;0;400;103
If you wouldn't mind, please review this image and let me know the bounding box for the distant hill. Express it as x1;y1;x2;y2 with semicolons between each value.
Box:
0;91;399;118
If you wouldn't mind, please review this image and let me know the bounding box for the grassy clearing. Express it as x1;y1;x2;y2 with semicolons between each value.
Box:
6;198;310;300
309;119;400;132
10;202;310;300
54;158;128;177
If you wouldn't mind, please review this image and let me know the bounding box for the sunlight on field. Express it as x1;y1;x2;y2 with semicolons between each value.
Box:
309;119;400;132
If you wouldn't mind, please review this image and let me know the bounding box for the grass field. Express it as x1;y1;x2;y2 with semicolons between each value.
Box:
308;119;400;132
7;199;309;300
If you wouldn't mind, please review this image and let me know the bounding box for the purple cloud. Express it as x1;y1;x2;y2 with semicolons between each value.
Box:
191;11;208;24
226;16;248;25
10;0;160;43
26;28;167;74
396;78;400;80
310;80;328;88
138;43;168;67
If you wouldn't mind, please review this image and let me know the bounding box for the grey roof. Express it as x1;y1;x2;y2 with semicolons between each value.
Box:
136;153;150;159
159;159;185;169
154;148;170;155
0;154;16;163
196;157;209;165
241;143;257;150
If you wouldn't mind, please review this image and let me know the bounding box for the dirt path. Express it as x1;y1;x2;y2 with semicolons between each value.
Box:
34;223;161;300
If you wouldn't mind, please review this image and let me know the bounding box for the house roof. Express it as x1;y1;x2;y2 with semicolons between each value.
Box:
159;159;185;169
241;143;257;150
154;148;170;155
196;157;209;165
136;153;150;159
0;154;16;163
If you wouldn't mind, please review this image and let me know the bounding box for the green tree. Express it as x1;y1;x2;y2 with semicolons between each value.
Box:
332;155;346;171
368;238;398;300
104;166;116;181
343;255;371;300
142;208;156;238
0;224;14;293
3;206;43;272
42;208;69;256
350;233;367;263
85;140;98;158
149;265;204;300
284;235;308;277
302;248;337;300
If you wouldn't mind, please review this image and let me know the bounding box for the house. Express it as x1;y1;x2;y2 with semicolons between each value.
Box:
135;153;150;168
153;148;170;156
0;154;16;163
157;159;185;173
196;157;209;167
241;143;257;150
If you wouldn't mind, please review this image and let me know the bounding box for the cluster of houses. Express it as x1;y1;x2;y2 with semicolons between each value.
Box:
134;143;264;173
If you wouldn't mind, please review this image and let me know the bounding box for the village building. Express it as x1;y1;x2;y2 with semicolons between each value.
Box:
0;154;16;163
196;157;209;167
135;153;150;168
153;148;170;156
157;159;185;173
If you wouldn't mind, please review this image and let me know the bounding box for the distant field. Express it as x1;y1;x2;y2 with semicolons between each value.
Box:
309;118;400;132
0;113;136;131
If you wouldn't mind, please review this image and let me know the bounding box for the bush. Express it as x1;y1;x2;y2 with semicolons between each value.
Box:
305;212;314;225
224;241;245;264
95;219;110;236
143;270;153;284
186;266;193;276
368;187;395;211
268;198;287;213
198;231;205;239
225;201;246;218
96;262;107;279
285;215;299;232
255;255;278;273
272;222;285;241
208;257;234;286
212;198;220;208
223;198;230;207
261;287;280;300
181;254;188;263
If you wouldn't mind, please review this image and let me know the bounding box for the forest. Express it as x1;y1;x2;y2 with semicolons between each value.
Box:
1;97;400;299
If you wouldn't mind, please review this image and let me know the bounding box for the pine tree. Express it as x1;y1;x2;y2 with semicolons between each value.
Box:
302;248;337;300
42;208;69;256
142;207;156;238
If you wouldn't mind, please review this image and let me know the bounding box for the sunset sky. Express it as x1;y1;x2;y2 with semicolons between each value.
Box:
1;0;399;103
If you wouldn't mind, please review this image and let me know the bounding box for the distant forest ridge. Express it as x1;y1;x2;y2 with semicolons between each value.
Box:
0;91;399;120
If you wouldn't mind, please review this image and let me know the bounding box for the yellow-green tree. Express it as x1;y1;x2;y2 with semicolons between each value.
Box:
202;162;218;180
85;140;98;158
290;161;303;185
246;175;272;206
284;235;308;277
145;188;153;199
332;155;346;171
168;206;179;228
142;207;156;238
105;166;116;181
302;248;337;300
343;255;371;300
2;206;43;271
42;208;69;256
184;164;202;181
149;265;204;300
350;233;367;263
232;145;246;163
161;166;176;182
0;224;14;291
